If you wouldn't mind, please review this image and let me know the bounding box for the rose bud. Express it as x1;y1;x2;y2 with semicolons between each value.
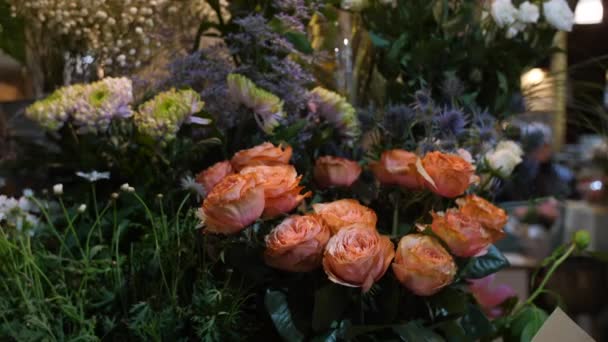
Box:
264;214;331;272
468;275;516;318
392;234;457;296
370;149;422;189
231;142;292;171
431;209;494;257
240;165;311;218
313;156;362;188
202;174;265;234
196;160;234;194
312;199;377;234
417;151;476;198
323;224;395;292
456;195;507;239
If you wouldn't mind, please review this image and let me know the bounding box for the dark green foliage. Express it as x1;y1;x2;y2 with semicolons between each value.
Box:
0;191;255;341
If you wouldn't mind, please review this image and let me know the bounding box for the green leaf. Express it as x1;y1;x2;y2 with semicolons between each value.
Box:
436;320;467;342
461;304;494;339
312;283;349;332
265;289;306;342
509;306;548;342
461;245;510;279
369;32;390;49
428;287;467;320
285;32;314;54
392;321;444;342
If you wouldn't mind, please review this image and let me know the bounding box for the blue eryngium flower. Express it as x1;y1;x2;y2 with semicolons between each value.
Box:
413;90;434;112
436;107;467;136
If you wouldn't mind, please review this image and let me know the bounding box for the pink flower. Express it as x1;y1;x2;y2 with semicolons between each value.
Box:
468;275;517;318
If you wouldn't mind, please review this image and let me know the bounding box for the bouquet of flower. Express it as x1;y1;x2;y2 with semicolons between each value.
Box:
337;0;573;114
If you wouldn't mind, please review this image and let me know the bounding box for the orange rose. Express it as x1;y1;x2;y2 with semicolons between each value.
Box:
323;224;395;292
457;195;507;239
240;165;311;218
392;234;456;296
418;151;476;198
313;156;361;188
370;149;422;189
196;160;234;194
431;209;494;257
202;174;265;234
231;142;292;171
312;199;377;234
264;214;331;272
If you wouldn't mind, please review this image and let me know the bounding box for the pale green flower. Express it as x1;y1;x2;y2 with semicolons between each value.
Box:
134;88;209;142
71;77;133;134
227;74;285;135
309;87;360;140
25;86;79;131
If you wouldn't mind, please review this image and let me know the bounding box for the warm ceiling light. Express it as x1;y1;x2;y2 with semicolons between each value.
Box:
521;68;545;88
575;0;604;25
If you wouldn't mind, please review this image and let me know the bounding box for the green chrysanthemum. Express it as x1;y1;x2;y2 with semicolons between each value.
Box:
310;87;360;140
134;88;209;142
25;86;80;131
226;74;285;135
71;77;133;134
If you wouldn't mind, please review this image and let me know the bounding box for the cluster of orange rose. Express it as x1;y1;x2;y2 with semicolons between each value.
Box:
197;142;508;296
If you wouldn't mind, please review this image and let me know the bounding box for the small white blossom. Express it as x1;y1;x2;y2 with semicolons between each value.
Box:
53;184;64;195
518;1;540;23
77;204;87;213
120;183;131;192
485;140;524;177
23;188;34;198
341;0;368;11
180;176;205;201
76;170;111;182
491;0;518;27
543;0;574;31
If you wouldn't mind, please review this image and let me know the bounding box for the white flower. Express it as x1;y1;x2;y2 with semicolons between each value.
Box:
180;176;205;201
518;1;540;23
18;197;35;212
543;0;574;31
506;22;526;38
111;192;119;199
53;184;64;195
496;140;524;157
120;183;135;192
491;0;518;27
77;204;87;213
76;170;111;182
23;188;34;198
341;0;368;11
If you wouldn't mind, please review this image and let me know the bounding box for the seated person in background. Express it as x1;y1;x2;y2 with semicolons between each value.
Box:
498;122;576;227
498;122;575;201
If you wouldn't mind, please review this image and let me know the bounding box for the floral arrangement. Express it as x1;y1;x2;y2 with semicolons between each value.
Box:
0;0;594;340
338;0;571;114
8;0;230;73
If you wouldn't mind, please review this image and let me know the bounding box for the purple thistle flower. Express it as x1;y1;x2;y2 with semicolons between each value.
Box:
413;90;435;112
436;107;467;136
384;104;416;137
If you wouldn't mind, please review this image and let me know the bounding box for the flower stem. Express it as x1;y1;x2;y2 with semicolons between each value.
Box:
514;243;576;314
